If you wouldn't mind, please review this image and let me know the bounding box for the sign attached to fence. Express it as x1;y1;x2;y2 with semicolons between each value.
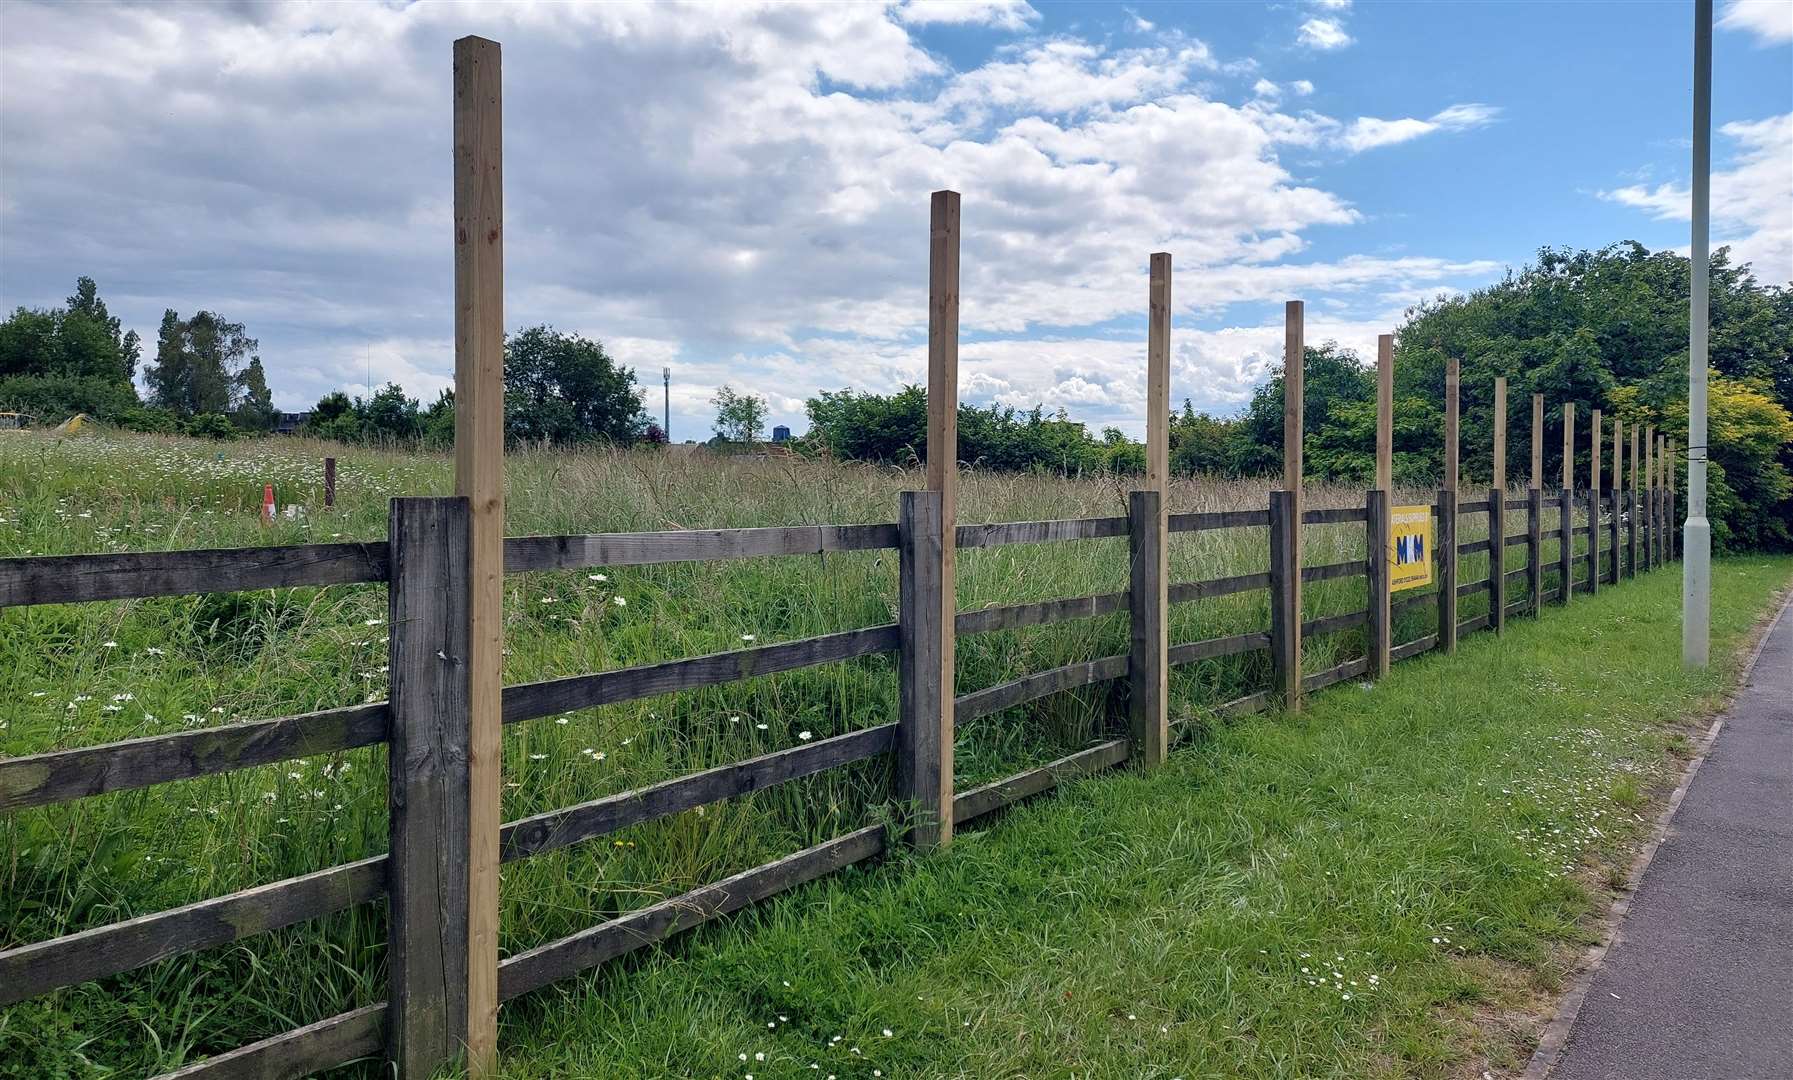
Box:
1389;505;1434;592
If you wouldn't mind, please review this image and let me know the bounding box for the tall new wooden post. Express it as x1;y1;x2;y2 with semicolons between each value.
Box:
1661;434;1670;562
1644;425;1656;569
899;189;959;849
1129;253;1171;766
1531;393;1545;494
451;34;503;1078
1281;301;1304;708
1438;359;1460;652
1490;377;1507;633
1371;334;1394;673
1561;404;1574;602
1654;433;1666;566
1611;418;1624;583
1589;409;1601;595
1629;423;1640;577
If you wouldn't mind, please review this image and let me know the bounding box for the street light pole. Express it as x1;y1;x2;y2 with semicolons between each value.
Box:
663;366;671;442
1683;0;1712;668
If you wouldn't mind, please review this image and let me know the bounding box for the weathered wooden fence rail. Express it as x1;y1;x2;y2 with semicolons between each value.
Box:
0;472;1680;1078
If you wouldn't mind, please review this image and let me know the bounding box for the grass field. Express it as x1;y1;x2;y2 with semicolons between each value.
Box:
0;429;1650;1077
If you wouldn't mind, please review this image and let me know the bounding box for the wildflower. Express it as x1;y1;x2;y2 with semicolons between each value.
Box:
145;647;166;656
101;640;118;648
613;596;627;607
112;693;134;702
556;716;569;725
799;731;813;741
588;573;608;582
529;753;547;761
756;723;768;731
742;634;756;642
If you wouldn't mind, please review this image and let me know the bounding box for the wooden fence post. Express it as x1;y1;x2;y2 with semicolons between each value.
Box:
1531;393;1545;492
452;35;503;1075
1654;433;1666;567
1667;436;1678;561
1269;490;1300;708
1489;487;1506;633
1492;376;1507;493
1137;252;1170;761
1437;488;1458;652
324;456;336;509
1558;488;1574;601
1610;418;1622;583
1589;409;1601;596
1445;359;1461;493
1367;488;1391;676
1629;423;1640;576
1527;487;1543;615
1128;490;1167;765
898;490;951;848
1283;302;1304;710
388;496;472;1077
1377;335;1394;494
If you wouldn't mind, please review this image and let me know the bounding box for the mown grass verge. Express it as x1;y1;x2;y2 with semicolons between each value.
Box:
487;556;1792;1080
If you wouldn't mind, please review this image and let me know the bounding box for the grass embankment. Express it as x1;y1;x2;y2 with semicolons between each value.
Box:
0;431;1610;1075
492;556;1791;1079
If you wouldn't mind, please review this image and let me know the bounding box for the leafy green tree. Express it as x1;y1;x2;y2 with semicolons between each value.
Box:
0;276;142;420
712;384;768;444
234;357;278;431
504;326;647;445
144;310;259;417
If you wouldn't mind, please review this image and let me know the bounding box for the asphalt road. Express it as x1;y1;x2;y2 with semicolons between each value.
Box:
1551;601;1793;1080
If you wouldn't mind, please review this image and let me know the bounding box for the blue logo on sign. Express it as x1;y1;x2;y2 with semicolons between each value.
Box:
1396;535;1424;565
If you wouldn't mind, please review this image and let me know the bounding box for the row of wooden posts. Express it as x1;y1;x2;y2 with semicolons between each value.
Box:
435;36;1684;1074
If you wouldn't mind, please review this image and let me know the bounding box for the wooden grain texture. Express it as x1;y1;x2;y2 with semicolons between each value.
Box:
1127;490;1167;766
954;653;1129;723
1557;489;1574;604
1445;358;1460;492
1147;253;1171;494
1527;487;1544;614
898;490;951;848
0;702;389;812
1531;393;1545;490
500;725;895;862
0;542;389;607
1489;489;1506;635
501;623;899;724
1589;409;1602;595
1378;334;1395;493
504;523;897;571
1302;656;1369;693
1492;376;1507;491
1391;635;1437;661
954;739;1129;825
1168;631;1272;666
386;498;471;1076
927;195;960;834
1301;558;1368;583
152;1005;386;1080
955;591;1127;635
1168;571;1272;604
497;826;887;1003
955;516;1126;548
1302;609;1369;637
1168;509;1270;533
1437;488;1458;653
1562;403;1575;491
0;857;385;1007
1268;490;1301;710
452;35;504;1074
1283;303;1304;712
1367;489;1392;675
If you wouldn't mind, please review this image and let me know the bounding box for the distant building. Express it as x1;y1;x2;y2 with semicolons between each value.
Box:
772;425;791;443
275;411;311;435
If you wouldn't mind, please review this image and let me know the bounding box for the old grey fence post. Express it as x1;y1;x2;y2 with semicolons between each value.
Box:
898;489;952;848
1268;490;1300;709
1127;489;1167;767
1627;488;1639;578
1489;488;1506;633
1559;488;1574;602
1437;488;1458;653
1366;488;1391;677
387;496;473;1077
1608;489;1621;584
1586;490;1599;595
1527;487;1544;614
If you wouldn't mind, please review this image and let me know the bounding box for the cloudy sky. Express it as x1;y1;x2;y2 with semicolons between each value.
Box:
2;1;1788;438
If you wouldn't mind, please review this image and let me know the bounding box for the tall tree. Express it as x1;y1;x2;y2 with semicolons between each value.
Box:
503;326;647;445
235;356;278;431
712;384;768;444
144;309;260;417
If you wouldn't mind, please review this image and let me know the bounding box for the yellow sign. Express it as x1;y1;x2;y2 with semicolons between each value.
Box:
1389;505;1434;592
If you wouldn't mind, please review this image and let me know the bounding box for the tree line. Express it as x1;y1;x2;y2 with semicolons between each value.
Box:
5;241;1788;549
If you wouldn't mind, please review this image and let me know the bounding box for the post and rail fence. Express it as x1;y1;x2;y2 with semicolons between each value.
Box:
0;469;1679;1078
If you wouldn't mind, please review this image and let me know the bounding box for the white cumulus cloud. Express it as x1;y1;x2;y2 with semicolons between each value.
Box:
1298;17;1353;50
1718;0;1793;44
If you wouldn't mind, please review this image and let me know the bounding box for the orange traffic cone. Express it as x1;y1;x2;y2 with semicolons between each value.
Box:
262;484;276;523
